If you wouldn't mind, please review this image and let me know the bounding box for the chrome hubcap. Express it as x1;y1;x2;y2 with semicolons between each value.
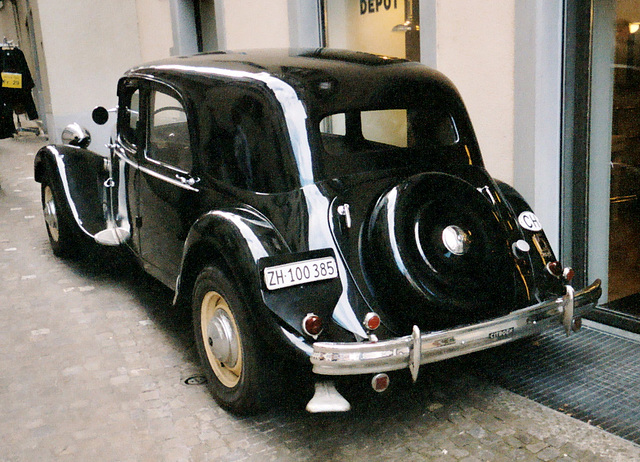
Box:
43;186;60;242
200;291;242;388
207;309;239;367
442;225;471;255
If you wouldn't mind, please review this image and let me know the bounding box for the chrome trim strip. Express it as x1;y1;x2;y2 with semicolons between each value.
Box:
311;280;601;376
137;162;199;192
112;145;198;192
112;145;138;168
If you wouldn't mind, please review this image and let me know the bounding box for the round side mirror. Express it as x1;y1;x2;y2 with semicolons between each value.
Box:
92;106;110;125
61;123;92;149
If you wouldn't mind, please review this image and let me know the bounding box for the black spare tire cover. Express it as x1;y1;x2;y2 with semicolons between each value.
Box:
364;172;517;328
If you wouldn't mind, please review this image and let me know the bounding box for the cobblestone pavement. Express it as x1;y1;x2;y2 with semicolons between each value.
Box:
1;136;640;462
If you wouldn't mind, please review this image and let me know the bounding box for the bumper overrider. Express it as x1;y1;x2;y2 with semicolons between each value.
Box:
311;280;601;381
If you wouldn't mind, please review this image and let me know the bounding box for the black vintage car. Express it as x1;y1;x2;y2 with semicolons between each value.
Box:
34;49;601;414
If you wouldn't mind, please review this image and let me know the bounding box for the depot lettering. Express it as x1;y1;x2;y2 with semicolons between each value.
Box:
361;0;398;14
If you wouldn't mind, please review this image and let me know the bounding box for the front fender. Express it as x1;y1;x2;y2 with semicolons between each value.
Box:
34;144;111;238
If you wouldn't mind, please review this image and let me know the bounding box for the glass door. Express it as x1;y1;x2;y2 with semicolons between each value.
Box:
323;0;420;60
608;1;640;313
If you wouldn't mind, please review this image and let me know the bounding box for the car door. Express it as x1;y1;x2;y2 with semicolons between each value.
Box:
136;84;199;289
113;78;145;254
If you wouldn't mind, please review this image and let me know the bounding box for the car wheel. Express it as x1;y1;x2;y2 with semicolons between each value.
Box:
41;175;81;257
193;265;275;415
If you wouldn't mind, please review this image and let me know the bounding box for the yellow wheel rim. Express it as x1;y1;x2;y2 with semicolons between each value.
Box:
201;291;243;388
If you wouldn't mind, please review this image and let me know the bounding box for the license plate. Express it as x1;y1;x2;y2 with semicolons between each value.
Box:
263;256;338;290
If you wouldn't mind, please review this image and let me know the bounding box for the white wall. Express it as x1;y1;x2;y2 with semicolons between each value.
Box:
33;0;172;152
137;0;173;61
433;0;515;186
0;5;18;44
34;0;142;147
420;0;563;252
215;0;290;49
513;1;563;253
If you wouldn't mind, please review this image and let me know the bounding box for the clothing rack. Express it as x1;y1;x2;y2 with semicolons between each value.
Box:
14;113;41;136
1;38;42;137
1;37;16;49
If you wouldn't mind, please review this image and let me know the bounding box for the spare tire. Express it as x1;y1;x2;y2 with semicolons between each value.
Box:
364;172;517;330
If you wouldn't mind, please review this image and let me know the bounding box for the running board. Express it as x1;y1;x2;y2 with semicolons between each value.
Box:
93;226;130;246
306;381;351;413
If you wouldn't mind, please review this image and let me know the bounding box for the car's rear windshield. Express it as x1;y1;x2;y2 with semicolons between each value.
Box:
312;106;475;181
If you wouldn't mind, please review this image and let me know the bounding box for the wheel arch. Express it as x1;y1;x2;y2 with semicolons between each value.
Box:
175;238;231;309
33;144;110;238
176;208;290;306
175;208;315;360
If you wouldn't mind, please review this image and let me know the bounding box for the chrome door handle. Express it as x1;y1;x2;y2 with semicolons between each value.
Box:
175;174;200;186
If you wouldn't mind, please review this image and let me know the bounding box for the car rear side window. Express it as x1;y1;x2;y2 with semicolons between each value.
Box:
317;107;465;178
320;108;459;153
147;91;192;173
199;85;295;193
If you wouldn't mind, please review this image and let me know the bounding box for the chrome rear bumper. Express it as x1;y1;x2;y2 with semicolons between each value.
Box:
311;280;601;379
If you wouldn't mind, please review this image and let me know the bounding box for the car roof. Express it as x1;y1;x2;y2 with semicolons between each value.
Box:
126;48;464;117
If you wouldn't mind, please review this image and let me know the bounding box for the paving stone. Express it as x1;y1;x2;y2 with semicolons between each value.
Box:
526;441;549;454
451;431;479;448
536;446;562;461
2;136;640;461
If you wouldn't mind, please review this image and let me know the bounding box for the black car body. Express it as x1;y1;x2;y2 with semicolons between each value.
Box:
34;49;601;414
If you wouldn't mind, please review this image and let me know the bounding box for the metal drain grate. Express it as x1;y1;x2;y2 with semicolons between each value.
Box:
468;321;640;445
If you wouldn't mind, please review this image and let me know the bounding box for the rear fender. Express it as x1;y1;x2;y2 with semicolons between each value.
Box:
177;208;341;359
495;180;564;297
34;144;130;245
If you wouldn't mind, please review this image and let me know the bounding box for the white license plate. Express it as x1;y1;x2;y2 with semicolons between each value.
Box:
263;256;338;290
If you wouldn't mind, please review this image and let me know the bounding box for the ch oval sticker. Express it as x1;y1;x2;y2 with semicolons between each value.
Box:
518;211;543;232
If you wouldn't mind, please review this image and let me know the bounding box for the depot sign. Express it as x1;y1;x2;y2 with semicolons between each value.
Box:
361;0;399;14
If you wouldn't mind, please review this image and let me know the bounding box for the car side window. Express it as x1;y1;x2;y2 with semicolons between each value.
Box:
146;90;192;173
119;87;141;148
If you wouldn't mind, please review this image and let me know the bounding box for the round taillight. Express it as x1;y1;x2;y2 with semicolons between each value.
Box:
363;312;381;331
371;373;390;393
302;313;323;337
563;267;575;282
546;261;563;277
572;316;582;332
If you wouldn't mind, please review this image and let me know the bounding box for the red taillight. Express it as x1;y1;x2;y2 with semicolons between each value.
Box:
363;312;381;331
563;267;575;282
302;314;323;337
572;316;582;332
371;373;389;392
546;261;563;277
546;261;575;282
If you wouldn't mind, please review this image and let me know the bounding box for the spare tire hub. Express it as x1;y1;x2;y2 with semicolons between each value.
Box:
442;225;470;256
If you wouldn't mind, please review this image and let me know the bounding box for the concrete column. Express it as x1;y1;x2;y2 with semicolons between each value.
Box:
169;0;198;56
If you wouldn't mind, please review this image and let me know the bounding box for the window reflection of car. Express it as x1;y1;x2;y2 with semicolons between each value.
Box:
33;49;602;415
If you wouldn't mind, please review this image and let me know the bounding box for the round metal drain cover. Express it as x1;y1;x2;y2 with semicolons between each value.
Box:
184;375;207;385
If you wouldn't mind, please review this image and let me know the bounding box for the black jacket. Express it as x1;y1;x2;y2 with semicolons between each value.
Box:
1;46;38;138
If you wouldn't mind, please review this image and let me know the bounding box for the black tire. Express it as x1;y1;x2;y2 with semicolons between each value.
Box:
192;265;276;415
40;174;83;258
